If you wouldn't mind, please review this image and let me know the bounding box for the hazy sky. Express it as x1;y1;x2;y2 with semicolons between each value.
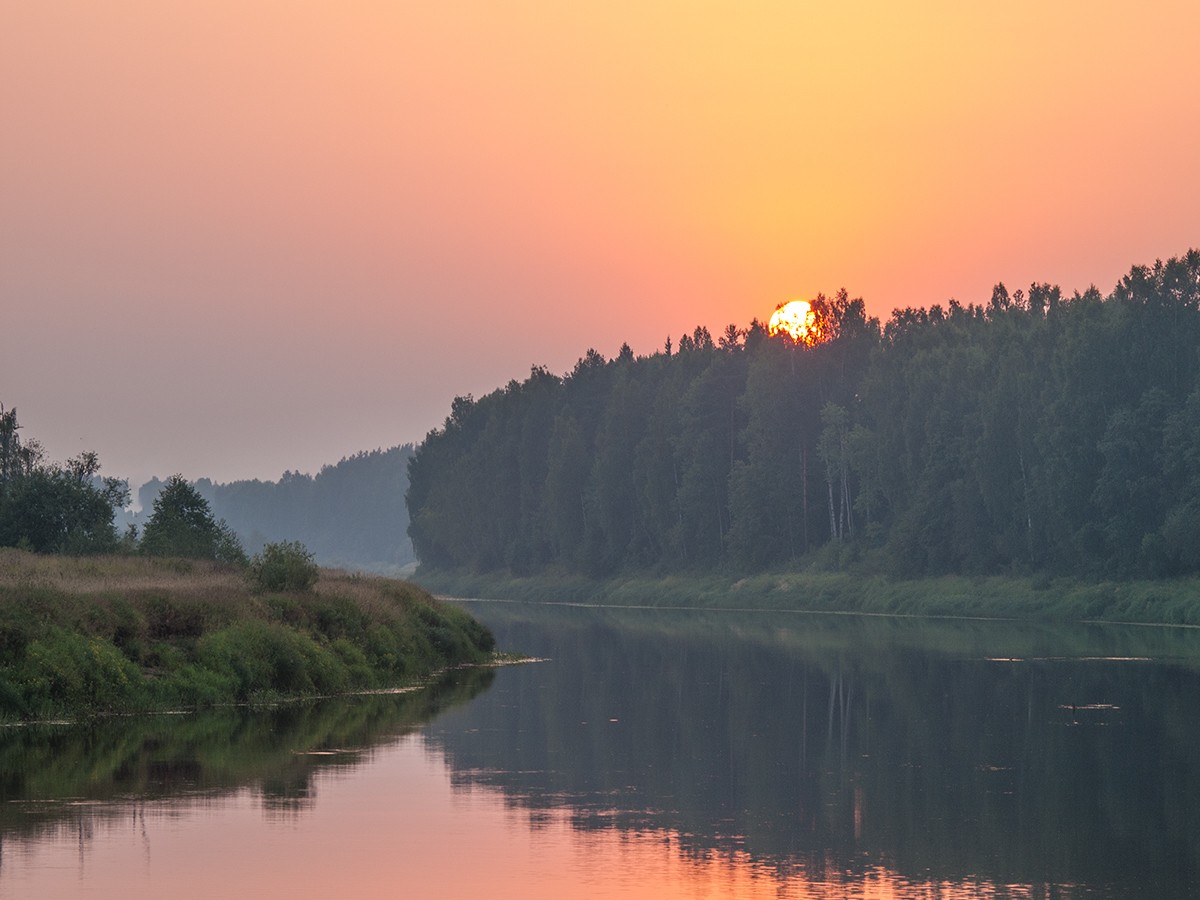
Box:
4;2;1199;489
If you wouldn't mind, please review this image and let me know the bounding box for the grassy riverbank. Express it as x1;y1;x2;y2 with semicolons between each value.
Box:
413;567;1200;626
0;549;496;720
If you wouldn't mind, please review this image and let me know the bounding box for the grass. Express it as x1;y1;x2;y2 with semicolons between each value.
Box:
0;549;496;721
412;566;1200;626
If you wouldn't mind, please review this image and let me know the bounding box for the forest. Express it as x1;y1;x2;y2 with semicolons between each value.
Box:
407;251;1200;580
0;405;415;573
133;446;417;573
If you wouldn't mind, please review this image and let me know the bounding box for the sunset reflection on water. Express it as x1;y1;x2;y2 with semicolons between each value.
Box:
5;604;1184;899
0;734;1074;900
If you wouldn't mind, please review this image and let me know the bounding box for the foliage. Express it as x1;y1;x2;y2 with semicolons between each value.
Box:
0;549;496;719
408;251;1200;582
141;474;245;564
250;540;320;592
408;291;880;574
0;408;128;554
134;445;417;572
214;518;249;566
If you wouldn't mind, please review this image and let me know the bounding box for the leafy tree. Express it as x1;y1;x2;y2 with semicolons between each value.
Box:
0;405;44;485
0;465;126;553
141;475;245;563
0;407;128;554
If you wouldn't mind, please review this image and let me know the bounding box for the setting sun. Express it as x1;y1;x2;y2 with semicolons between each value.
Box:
768;299;820;344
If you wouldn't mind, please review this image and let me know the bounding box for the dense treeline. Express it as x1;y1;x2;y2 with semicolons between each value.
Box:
135;446;416;572
408;251;1200;579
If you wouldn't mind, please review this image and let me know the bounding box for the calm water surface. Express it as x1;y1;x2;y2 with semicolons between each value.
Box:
3;601;1199;899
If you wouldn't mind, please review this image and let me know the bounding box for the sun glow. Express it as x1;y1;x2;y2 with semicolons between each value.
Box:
768;299;821;344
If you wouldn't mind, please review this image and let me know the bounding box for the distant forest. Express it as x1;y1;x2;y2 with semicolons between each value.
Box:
407;251;1200;580
131;446;416;573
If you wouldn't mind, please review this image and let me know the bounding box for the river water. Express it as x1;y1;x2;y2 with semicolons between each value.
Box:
2;600;1198;898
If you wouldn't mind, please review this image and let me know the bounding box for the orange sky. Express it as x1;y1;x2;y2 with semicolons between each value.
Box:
3;1;1199;486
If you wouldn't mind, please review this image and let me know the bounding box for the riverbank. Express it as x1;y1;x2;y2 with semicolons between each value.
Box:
0;549;496;720
414;568;1200;626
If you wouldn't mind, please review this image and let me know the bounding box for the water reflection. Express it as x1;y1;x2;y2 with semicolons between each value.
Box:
0;667;493;839
426;603;1200;898
4;604;1198;898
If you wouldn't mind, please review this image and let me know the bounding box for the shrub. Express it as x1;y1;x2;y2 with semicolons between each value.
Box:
22;629;143;713
197;622;349;698
250;541;320;593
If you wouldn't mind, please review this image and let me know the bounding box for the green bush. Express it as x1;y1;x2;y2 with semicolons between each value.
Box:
171;662;238;707
197;622;348;698
21;629;143;713
250;541;319;593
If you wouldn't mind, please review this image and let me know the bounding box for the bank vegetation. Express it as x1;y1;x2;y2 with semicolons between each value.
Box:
0;549;495;721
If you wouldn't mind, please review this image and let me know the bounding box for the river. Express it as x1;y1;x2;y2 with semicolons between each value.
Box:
2;600;1198;898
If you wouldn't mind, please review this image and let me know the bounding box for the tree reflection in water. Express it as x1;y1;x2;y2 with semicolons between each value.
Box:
0;668;494;841
425;602;1200;898
3;603;1197;899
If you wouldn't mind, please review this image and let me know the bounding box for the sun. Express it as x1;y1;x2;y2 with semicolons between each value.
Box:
768;299;819;344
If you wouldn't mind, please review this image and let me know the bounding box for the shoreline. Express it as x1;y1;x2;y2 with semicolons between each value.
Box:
0;549;497;721
415;568;1200;628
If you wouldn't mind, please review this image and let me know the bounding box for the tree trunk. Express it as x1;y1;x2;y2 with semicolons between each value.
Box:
802;446;809;553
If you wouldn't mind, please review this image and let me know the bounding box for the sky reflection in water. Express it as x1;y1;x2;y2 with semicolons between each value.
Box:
1;736;1073;900
4;603;1193;899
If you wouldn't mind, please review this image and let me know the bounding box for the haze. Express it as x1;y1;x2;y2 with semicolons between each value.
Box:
4;1;1198;487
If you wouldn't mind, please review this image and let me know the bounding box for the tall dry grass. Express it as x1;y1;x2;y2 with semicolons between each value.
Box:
0;549;495;720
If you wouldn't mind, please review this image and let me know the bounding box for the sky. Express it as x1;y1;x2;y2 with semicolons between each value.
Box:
3;1;1199;490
